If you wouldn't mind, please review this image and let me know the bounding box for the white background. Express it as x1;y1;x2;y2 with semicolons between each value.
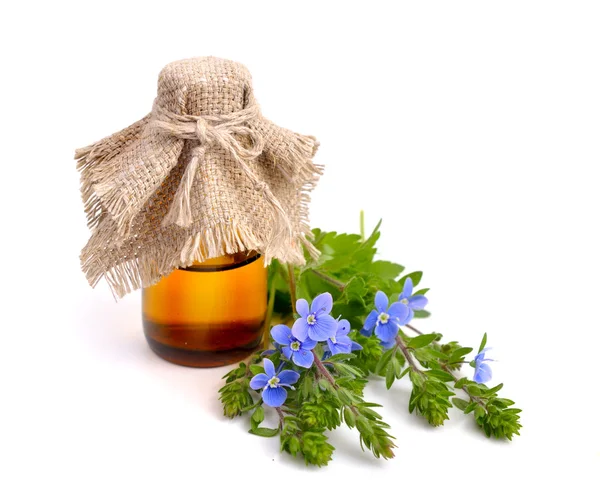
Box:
1;1;598;498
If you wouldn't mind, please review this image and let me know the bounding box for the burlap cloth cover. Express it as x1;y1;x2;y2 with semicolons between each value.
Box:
76;57;322;298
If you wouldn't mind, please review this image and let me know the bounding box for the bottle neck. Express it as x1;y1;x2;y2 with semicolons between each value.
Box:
181;251;261;272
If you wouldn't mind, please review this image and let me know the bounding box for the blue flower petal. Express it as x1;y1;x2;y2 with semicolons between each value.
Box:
292;317;310;341
362;309;378;334
380;339;396;350
296;299;310;319
336;319;351;335
475;348;493;363
408;295;428;310
249;373;269;390
278;369;300;386
473;362;492;384
311;292;333;315
271;324;292;345
404;308;414;325
292;349;315;368
301;337;318;350
329;341;351;355
402;277;413;299
375;321;399;342
388;301;410;324
375;291;389;312
281;346;293;360
262;386;287;407
263;358;276;378
350;341;363;351
307;314;337;341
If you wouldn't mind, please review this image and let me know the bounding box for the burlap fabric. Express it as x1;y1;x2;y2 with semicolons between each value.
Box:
76;57;321;298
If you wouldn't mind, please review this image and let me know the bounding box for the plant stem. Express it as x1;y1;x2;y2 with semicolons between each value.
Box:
395;335;423;373
310;269;346;291
360;210;365;242
313;353;338;388
406;323;424;336
287;264;297;315
276;407;285;429
262;279;276;350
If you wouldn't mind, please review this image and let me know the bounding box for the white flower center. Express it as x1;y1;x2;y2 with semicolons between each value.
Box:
330;334;337;344
268;376;280;388
290;341;301;351
400;298;409;305
378;312;390;324
307;314;317;325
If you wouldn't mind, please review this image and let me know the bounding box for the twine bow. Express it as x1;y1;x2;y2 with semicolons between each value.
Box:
151;103;290;242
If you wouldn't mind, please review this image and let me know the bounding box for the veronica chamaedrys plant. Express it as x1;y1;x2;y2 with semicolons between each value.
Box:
220;217;522;466
271;324;317;368
293;292;337;341
249;358;300;407
362;291;409;342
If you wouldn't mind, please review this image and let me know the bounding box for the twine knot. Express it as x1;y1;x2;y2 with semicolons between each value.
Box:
149;102;289;237
194;117;211;145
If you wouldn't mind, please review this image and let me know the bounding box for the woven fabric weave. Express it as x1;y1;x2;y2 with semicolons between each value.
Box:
76;57;321;298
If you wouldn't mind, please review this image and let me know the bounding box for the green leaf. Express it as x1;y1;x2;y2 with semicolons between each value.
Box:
452;398;469;411
251;406;264;424
448;347;473;364
413;310;431;319
326;353;357;363
408;334;438;349
249;365;264;376
369;260;404;280
426;369;455;382
385;362;396;389
455;377;468;389
485;383;504;395
478;333;488;353
375;346;396;374
249;427;279;438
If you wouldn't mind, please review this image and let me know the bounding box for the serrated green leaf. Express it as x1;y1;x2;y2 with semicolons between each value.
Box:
369;260;404;280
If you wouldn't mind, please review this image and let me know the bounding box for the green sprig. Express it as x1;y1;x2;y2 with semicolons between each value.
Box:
219;217;522;466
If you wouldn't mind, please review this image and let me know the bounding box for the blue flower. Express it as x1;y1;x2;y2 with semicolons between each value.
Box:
362;291;410;342
271;324;317;368
398;278;428;323
249;358;300;407
292;292;338;342
473;348;494;384
325;319;353;355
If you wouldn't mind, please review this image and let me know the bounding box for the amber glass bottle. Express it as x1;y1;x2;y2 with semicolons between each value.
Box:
142;252;267;367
